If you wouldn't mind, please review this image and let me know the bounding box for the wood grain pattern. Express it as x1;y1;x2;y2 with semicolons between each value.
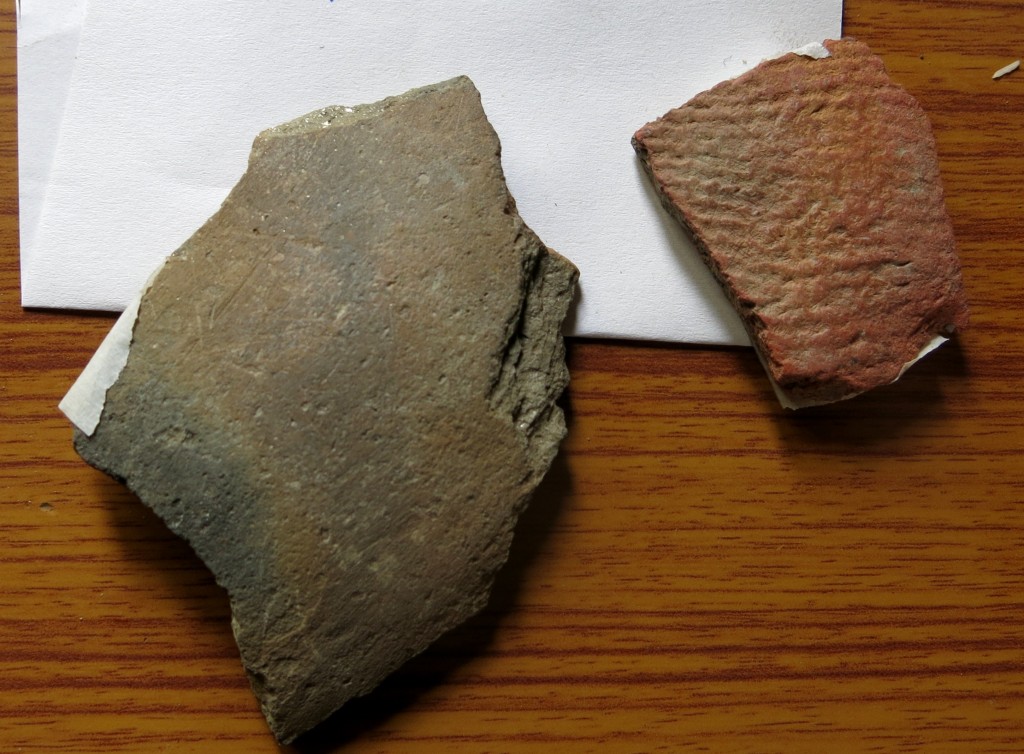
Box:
2;2;1023;751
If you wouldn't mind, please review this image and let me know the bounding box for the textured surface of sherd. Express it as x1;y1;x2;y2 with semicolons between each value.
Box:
73;76;578;743
633;39;968;407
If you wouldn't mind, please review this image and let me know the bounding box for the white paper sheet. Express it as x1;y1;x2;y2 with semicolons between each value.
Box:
21;0;842;343
16;0;87;266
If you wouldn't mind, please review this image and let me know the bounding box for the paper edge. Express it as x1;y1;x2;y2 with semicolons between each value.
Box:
769;334;950;411
895;333;949;381
58;260;166;435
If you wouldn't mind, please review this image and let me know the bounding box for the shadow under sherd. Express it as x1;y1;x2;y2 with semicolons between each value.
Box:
96;467;234;626
773;337;972;450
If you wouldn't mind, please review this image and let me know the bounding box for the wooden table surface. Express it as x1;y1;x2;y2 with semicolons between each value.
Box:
3;2;1023;752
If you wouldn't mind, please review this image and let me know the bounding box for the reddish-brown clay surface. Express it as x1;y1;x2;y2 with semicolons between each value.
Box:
634;38;969;407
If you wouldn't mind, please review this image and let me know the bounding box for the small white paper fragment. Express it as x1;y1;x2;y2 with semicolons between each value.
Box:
792;42;831;59
770;334;950;410
58;296;141;435
992;60;1020;79
895;335;949;380
59;259;166;435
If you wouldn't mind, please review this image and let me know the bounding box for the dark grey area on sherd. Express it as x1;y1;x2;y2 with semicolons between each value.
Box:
73;76;578;743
